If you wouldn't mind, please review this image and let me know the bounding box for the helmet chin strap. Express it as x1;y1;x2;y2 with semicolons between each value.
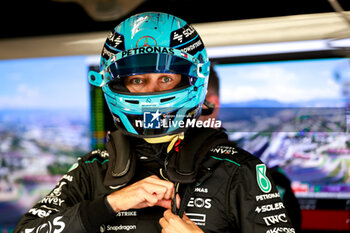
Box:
143;132;184;153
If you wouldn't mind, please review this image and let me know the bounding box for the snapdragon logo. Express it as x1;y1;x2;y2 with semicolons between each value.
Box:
137;110;221;129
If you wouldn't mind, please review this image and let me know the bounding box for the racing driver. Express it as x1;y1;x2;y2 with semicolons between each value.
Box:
14;12;296;233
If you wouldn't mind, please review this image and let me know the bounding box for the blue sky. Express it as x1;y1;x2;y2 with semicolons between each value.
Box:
215;58;346;105
0;55;94;110
0;56;347;110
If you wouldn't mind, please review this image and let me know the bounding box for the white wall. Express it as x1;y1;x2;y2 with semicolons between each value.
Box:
0;12;349;59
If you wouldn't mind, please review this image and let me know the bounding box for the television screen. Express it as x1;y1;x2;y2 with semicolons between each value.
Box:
215;57;349;197
213;57;350;231
0;56;91;231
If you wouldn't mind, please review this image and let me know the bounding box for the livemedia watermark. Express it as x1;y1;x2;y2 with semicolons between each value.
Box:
135;109;222;129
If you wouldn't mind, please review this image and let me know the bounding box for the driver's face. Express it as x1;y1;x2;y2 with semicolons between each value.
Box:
124;73;181;93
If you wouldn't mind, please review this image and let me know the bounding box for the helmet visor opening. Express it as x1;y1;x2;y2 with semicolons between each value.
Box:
107;74;193;94
106;52;197;94
107;53;197;80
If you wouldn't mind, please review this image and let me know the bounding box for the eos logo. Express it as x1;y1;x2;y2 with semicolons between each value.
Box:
187;197;211;209
24;216;65;233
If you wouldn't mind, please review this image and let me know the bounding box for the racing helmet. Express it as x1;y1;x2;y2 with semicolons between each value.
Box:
89;12;210;138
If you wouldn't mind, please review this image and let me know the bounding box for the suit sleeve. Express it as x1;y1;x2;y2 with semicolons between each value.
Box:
13;156;115;233
227;157;296;233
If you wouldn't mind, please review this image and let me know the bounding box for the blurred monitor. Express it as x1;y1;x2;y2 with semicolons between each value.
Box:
210;40;350;232
0;55;92;231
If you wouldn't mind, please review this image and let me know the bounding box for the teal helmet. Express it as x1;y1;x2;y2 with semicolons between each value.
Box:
89;12;210;138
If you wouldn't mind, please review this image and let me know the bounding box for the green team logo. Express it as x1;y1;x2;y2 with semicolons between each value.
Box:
256;164;271;193
67;162;79;172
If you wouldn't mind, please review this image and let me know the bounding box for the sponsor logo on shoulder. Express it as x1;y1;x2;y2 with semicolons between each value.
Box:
210;146;238;155
256;164;272;193
256;192;280;202
92;149;109;158
39;196;65;206
263;213;288;226
255;202;285;213
194;187;208;193
39;181;67;206
51;181;67;197
28;208;52;218
266;227;295;233
67;158;80;172
60;174;73;182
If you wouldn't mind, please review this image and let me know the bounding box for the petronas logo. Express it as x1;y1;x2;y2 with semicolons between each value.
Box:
256;164;271;193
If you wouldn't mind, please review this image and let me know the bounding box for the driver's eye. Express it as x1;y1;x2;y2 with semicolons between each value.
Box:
161;76;172;83
130;78;144;85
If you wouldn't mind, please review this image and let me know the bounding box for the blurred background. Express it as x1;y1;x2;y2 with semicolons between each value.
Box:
1;0;350;232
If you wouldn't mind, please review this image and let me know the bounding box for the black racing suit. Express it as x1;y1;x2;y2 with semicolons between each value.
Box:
14;129;295;233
